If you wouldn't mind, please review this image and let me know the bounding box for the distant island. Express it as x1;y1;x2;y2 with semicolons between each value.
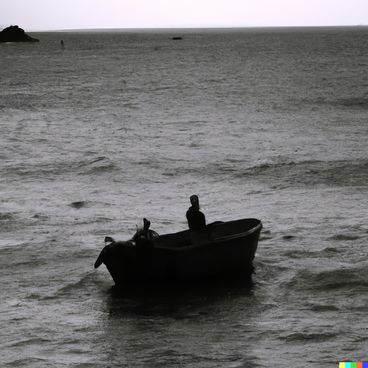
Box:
0;25;39;43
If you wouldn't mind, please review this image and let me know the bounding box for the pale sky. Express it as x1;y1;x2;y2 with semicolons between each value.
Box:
2;0;368;31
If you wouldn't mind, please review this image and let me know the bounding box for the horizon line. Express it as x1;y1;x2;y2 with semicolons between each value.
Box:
9;24;367;32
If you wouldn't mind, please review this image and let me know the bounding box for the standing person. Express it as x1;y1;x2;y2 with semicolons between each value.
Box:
186;195;208;244
186;195;206;230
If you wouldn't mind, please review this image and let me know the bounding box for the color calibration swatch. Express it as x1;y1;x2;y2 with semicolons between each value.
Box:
339;363;368;368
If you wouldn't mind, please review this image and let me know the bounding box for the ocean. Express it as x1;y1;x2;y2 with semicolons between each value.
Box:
1;26;367;367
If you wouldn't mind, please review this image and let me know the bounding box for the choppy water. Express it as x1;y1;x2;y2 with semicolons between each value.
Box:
1;26;368;367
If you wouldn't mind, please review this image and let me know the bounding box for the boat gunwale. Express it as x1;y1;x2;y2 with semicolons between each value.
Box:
155;221;262;251
210;222;262;243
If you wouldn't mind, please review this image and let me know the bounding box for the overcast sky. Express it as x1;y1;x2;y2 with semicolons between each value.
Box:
2;0;368;31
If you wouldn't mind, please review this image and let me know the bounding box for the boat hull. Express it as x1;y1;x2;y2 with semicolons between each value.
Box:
95;218;262;286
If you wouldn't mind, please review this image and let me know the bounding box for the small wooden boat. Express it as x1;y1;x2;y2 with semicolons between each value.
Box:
94;218;262;286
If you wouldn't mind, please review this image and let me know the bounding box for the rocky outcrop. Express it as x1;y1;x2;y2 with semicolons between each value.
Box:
0;25;39;43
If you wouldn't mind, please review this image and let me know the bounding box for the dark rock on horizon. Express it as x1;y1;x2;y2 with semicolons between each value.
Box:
0;25;39;43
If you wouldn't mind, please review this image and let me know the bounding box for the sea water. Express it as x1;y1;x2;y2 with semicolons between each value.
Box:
1;27;368;367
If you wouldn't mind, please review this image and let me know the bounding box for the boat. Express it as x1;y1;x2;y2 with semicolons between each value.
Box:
94;218;262;286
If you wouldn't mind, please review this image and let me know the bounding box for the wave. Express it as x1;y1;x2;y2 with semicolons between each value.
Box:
280;331;339;342
296;266;368;292
55;271;102;296
1;155;120;180
312;96;368;110
339;97;368;109
4;357;51;367
235;159;368;188
5;337;50;348
242;158;368;175
77;156;117;175
327;234;361;241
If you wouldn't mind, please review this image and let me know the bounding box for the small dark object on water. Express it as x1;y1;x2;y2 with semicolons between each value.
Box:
172;37;182;40
70;201;85;209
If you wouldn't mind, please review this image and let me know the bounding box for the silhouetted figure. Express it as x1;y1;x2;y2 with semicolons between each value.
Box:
132;218;158;254
186;195;206;231
94;218;158;269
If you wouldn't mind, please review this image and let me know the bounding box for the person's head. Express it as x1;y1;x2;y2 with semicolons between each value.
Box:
190;195;200;210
